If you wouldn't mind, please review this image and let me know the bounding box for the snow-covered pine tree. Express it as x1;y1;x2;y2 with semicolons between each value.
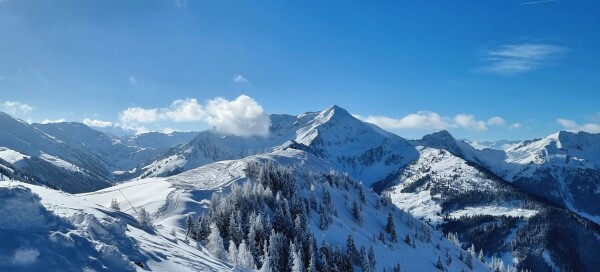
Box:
386;212;395;233
360;245;371;272
436;255;444;270
290;242;305;272
465;249;473;270
186;214;195;240
368;244;376;270
259;240;271;272
237;239;256;270
227;240;238;264
207;222;226;260
346;234;358;264
352;199;362;225
137;207;152;229
110;198;120;210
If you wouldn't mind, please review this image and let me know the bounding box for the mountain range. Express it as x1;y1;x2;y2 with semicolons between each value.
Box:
1;106;598;272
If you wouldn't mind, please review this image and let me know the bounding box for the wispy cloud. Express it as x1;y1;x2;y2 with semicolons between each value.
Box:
518;0;557;6
2;101;34;114
480;43;565;75
233;74;251;86
355;111;510;132
557;115;600;133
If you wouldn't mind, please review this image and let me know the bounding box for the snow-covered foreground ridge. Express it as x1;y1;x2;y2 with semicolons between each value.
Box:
0;149;491;272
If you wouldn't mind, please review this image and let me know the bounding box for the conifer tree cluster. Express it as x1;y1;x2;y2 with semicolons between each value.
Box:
183;162;379;271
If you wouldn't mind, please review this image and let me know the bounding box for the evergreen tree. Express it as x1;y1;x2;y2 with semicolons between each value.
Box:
197;214;209;241
352;199;362;225
259;240;271;272
359;185;366;203
346;234;358;264
307;247;317;272
237;239;256;270
110;198;120;210
228;240;238;264
290;242;305;272
445;250;452;265
393;262;402;272
360;245;371;272
368;245;376;270
378;230;385;243
404;234;411;245
436;256;444;270
467;244;476;257
385;212;394;233
186;214;195;240
318;204;330;230
137;207;152;229
228;212;242;245
478;249;485;262
207;222;226;260
465;250;473;270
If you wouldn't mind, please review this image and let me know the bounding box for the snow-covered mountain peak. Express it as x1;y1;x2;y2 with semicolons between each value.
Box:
418;130;471;158
505;130;600;166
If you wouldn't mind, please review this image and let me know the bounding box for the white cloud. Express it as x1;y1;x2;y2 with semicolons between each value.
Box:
117;95;270;137
41;118;66;124
165;98;206;122
204;95;270;137
233;74;251;86
454;114;487;131
357;111;494;132
356;111;452;130
119;107;160;123
2;101;34;114
128;76;137;85
83;118;113;128
487;116;506;126
481;43;564;75
557;118;600;133
510;123;522;129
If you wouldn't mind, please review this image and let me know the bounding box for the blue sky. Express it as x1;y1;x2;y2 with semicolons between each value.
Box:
0;0;599;140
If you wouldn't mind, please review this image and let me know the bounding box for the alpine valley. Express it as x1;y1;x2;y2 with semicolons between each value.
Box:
1;105;598;272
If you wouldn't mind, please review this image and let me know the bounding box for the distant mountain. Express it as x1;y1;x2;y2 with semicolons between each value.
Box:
121;131;198;149
134;106;418;184
0;112;197;192
463;139;521;150
0;112;112;192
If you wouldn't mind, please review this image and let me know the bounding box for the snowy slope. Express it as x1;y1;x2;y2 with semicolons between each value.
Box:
1;149;490;272
468;131;600;221
386;147;520;222
122;131;199;150
463;140;521;151
0;181;232;272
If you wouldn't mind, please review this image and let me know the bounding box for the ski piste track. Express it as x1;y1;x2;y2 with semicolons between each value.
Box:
78;180;180;222
154;189;180;222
